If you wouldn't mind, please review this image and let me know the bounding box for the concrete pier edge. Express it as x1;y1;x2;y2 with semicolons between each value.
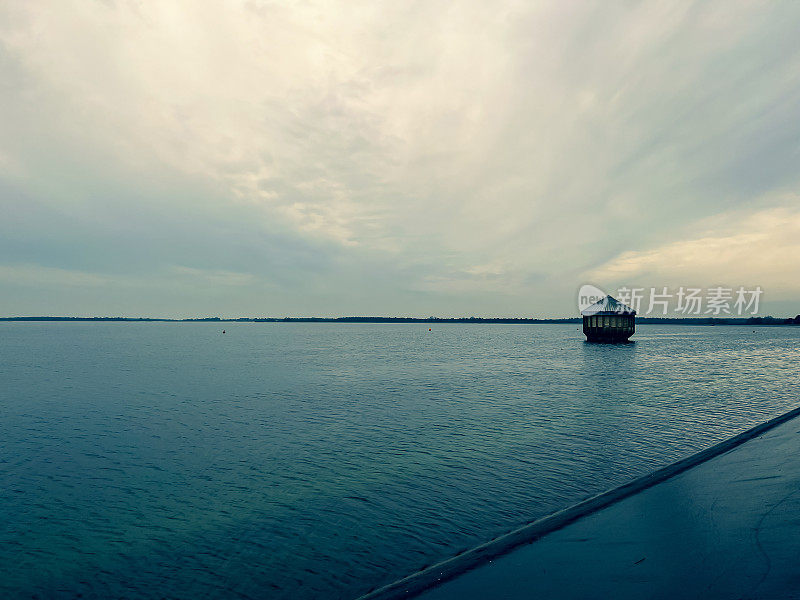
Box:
356;405;800;600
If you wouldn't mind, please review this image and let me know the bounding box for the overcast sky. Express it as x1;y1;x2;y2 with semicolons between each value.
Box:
1;1;799;317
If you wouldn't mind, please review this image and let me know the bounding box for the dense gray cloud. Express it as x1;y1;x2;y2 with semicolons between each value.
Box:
1;1;799;317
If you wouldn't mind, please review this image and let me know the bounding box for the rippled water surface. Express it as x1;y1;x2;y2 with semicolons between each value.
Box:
1;322;799;598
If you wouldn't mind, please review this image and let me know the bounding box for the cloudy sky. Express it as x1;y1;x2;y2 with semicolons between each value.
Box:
1;1;799;317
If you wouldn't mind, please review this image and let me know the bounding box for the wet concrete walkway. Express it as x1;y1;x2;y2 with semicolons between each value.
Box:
361;408;800;600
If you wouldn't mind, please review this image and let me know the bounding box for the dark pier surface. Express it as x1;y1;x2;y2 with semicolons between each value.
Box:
363;407;800;600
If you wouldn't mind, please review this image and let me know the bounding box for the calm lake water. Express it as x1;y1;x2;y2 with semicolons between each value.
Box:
1;322;799;599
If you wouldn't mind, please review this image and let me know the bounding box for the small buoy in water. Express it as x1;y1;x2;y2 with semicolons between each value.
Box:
223;330;226;334
428;328;431;331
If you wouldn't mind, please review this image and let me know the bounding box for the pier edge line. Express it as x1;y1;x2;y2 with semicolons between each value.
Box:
356;404;800;600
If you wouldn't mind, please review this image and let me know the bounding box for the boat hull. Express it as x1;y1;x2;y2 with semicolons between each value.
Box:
582;314;635;343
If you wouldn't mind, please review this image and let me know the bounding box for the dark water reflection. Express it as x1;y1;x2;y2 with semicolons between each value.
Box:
1;323;798;598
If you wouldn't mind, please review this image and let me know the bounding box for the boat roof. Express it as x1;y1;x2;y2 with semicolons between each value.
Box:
581;295;636;316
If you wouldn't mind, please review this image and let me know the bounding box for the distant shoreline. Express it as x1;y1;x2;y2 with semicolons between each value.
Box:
2;316;798;325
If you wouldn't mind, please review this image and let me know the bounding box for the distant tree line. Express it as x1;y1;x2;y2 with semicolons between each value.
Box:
636;316;800;325
2;315;799;324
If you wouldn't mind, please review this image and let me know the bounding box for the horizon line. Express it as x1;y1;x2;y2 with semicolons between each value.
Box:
1;315;798;324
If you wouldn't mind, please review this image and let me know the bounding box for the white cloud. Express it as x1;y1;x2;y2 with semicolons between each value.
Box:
1;1;800;315
587;201;800;299
170;265;256;287
0;264;115;287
